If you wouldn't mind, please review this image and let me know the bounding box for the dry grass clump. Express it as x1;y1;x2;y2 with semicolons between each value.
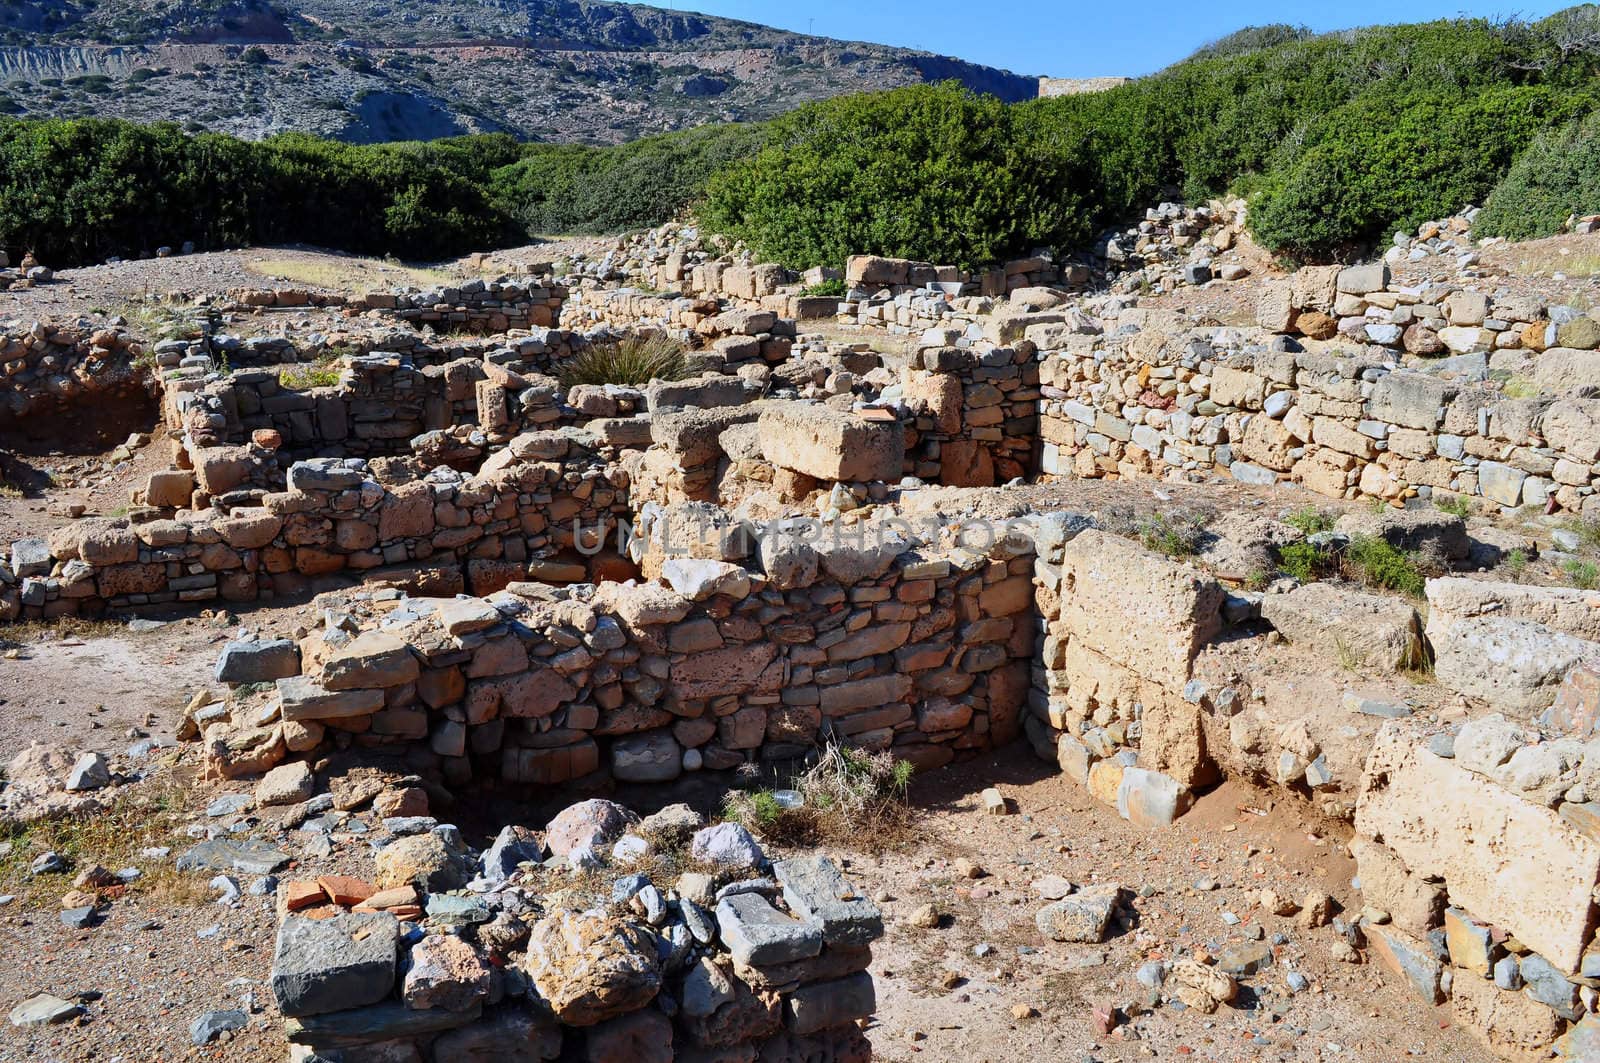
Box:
722;743;916;851
0;778;209;909
557;333;688;389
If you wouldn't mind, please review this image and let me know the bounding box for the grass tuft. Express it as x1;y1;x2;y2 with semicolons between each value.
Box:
722;743;916;852
557;334;689;390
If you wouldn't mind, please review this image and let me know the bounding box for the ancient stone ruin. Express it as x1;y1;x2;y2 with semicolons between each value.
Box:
6;204;1600;1061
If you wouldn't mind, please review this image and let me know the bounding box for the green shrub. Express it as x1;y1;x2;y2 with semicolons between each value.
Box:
489;122;766;237
1250;87;1578;258
1284;506;1335;535
556;334;688;389
1345;535;1427;597
1434;494;1475;518
1279;541;1332;583
703;82;1087;269
1566;559;1600;590
802;278;846;298
1135;513;1207;557
1479;108;1600;240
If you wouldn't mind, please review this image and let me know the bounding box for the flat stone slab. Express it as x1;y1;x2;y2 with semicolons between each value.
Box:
715;892;823;967
772;855;883;947
285;1000;481;1049
272;912;398;1018
277;676;385;722
177;838;291;875
9;993;82;1027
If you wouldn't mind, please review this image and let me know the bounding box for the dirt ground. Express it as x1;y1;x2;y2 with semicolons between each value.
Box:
0;608;1494;1063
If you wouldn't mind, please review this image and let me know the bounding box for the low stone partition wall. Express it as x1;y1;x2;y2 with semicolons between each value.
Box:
1037;324;1600;515
1351;718;1600;1060
266;798;881;1062
197;512;1034;787
1255;260;1598;373
1;434;630;621
228;277;567;334
900;341;1039;486
0;321;149;427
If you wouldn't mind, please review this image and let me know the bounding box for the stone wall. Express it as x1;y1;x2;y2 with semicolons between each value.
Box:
1351;718;1600;1060
1;436;631;621
1036;318;1600;515
900;341;1039;487
229;276;568;335
0;321;148;427
199;514;1036;788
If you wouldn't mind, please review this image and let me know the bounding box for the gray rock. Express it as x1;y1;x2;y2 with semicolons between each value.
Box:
189;1009;248;1045
206;793;254;818
60;905;96;929
785;971;876;1035
9;538;51;578
271;912;399;1018
478;825;543;888
1493;954;1522;990
214;640;301;684
772;854;883;947
8;993;81;1027
690;822;764;870
1520;953;1581;1019
177;838;291;876
611;731;682;783
715;892;823;967
1036;885;1122;943
64;752;110;791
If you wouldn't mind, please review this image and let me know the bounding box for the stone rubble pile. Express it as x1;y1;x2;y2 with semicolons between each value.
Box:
1095;199;1252;296
0;320;148;426
264;795;882;1062
0;250;55;290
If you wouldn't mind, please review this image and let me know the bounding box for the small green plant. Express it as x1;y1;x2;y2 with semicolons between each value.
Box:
1345;535;1427;597
1563;559;1600;590
801;278;847;298
1135;513;1206;557
1279;540;1332;583
557;334;688;389
279;362;341;389
1434;494;1474;519
1505;548;1529;578
1243;568;1272;592
1284;506;1336;536
721;742;914;850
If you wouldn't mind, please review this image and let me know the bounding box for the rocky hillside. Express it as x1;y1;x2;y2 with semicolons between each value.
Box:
0;0;1039;143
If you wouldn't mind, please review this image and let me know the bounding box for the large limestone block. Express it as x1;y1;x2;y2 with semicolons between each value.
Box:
1427;577;1600;643
1260;582;1421;671
1055;531;1223;690
1429;615;1600;718
1355;723;1600;972
1451;962;1565;1062
756;403;903;483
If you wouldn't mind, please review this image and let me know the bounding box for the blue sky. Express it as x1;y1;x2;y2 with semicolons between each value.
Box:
666;1;1577;77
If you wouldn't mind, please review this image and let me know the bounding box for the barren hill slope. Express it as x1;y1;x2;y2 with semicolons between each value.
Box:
0;0;1039;143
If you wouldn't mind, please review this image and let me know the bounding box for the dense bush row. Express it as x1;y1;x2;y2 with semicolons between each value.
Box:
488;122;767;237
708;13;1600;265
5;10;1600;269
0;121;523;264
1477;108;1600;240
